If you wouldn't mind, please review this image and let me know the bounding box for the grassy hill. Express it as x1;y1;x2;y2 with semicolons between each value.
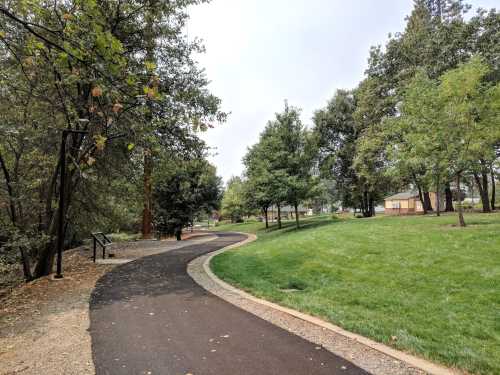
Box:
211;213;500;375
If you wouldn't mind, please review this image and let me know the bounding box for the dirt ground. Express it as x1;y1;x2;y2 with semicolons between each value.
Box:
0;234;211;375
0;248;113;375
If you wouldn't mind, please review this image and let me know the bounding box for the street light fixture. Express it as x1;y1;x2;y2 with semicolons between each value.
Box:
54;125;89;279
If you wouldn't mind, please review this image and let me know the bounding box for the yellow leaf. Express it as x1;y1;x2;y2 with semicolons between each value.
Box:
94;135;107;151
145;61;156;71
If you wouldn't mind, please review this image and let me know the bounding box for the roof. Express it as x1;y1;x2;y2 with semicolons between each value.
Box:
385;191;420;201
269;205;308;213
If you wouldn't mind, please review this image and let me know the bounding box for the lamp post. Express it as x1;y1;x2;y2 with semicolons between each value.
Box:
54;127;88;279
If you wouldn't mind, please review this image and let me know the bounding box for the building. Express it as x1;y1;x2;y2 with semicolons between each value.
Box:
384;191;442;215
267;205;308;221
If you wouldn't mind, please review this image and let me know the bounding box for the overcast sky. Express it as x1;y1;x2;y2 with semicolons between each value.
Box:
188;0;498;184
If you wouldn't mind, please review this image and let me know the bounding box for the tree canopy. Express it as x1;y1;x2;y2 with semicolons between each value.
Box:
239;102;315;228
0;0;225;279
310;0;499;225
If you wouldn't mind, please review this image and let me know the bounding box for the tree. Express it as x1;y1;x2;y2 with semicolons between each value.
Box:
311;85;393;217
392;57;499;226
0;1;225;279
468;9;500;84
364;0;476;212
275;103;315;228
442;57;499;223
243;143;274;228
251;103;315;229
352;77;396;217
154;158;222;240
312;90;359;211
221;176;247;223
254;124;289;230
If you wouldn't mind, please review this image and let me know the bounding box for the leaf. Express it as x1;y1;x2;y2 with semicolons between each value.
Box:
94;135;107;151
91;86;103;97
143;86;158;99
126;75;136;86
112;103;123;113
127;143;135;151
145;61;156;72
24;57;34;66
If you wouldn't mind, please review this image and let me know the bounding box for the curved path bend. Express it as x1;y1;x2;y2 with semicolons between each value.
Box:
90;232;368;375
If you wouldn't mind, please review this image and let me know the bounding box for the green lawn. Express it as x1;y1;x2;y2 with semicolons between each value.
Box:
211;213;500;375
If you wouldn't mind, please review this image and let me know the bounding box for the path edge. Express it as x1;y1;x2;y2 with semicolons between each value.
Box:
188;231;459;375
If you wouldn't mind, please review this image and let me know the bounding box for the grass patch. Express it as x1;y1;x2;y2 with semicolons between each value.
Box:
211;213;500;375
107;232;141;242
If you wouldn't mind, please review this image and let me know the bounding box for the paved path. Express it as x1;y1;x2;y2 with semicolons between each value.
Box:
90;233;369;375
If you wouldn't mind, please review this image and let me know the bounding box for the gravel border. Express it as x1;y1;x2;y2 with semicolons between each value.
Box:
188;233;461;375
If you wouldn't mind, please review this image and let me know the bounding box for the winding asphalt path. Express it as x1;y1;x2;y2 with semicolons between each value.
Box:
90;232;369;375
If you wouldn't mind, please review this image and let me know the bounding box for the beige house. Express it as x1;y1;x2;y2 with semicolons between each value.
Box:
268;205;308;221
384;191;441;215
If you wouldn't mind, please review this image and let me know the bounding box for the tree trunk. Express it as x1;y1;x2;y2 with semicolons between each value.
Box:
436;177;441;217
20;247;33;282
473;172;491;213
361;190;374;218
33;133;84;278
264;207;269;229
456;173;466;227
491;168;496;211
142;6;156;239
416;183;427;215
142;150;153;238
470;181;475;206
0;152;32;279
445;183;454;212
482;172;491;212
294;203;299;229
361;190;367;217
0;152;17;224
33;213;58;278
277;203;282;229
33;159;75;278
175;227;182;241
423;191;433;212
